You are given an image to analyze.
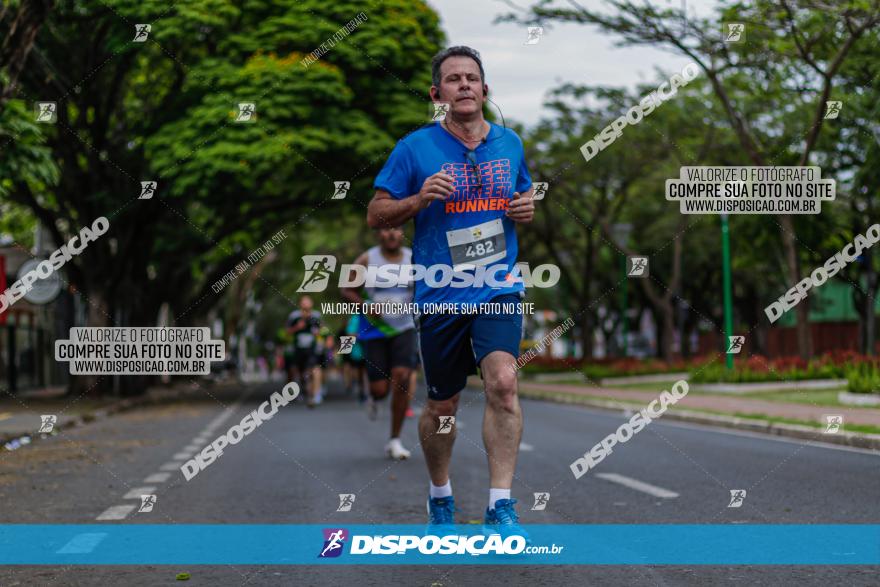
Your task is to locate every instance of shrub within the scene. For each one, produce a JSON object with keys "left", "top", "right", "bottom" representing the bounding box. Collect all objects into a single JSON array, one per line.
[
  {"left": 689, "top": 352, "right": 878, "bottom": 387},
  {"left": 582, "top": 357, "right": 708, "bottom": 381},
  {"left": 845, "top": 363, "right": 880, "bottom": 394}
]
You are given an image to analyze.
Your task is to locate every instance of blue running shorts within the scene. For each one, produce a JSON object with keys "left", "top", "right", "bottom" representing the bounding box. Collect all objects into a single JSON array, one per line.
[{"left": 416, "top": 294, "right": 523, "bottom": 401}]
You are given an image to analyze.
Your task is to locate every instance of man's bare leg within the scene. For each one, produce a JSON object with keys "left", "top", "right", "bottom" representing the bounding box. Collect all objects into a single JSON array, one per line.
[
  {"left": 389, "top": 366, "right": 412, "bottom": 438},
  {"left": 419, "top": 394, "right": 460, "bottom": 485},
  {"left": 293, "top": 366, "right": 311, "bottom": 400},
  {"left": 409, "top": 370, "right": 418, "bottom": 400},
  {"left": 311, "top": 365, "right": 322, "bottom": 398},
  {"left": 369, "top": 380, "right": 389, "bottom": 399},
  {"left": 480, "top": 351, "right": 521, "bottom": 490}
]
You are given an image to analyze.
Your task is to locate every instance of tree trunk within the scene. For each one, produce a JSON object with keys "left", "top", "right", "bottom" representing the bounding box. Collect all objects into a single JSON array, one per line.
[
  {"left": 753, "top": 303, "right": 769, "bottom": 356},
  {"left": 0, "top": 0, "right": 55, "bottom": 102},
  {"left": 657, "top": 301, "right": 675, "bottom": 362},
  {"left": 580, "top": 231, "right": 596, "bottom": 359},
  {"left": 779, "top": 216, "right": 812, "bottom": 359},
  {"left": 579, "top": 311, "right": 593, "bottom": 360},
  {"left": 67, "top": 287, "right": 112, "bottom": 396},
  {"left": 861, "top": 250, "right": 878, "bottom": 355},
  {"left": 864, "top": 298, "right": 876, "bottom": 356}
]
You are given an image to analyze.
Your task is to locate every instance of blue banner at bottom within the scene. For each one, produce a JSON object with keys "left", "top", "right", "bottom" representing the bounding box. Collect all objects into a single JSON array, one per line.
[{"left": 0, "top": 525, "right": 877, "bottom": 565}]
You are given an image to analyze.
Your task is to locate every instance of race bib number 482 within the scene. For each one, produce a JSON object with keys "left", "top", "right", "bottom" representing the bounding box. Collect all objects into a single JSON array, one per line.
[{"left": 445, "top": 219, "right": 506, "bottom": 270}]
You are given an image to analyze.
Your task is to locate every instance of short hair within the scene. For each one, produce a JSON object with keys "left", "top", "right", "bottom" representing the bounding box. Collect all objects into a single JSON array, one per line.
[{"left": 431, "top": 46, "right": 485, "bottom": 88}]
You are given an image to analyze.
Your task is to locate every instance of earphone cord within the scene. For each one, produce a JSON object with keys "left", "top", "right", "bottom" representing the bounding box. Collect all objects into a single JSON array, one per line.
[
  {"left": 441, "top": 97, "right": 507, "bottom": 147},
  {"left": 442, "top": 117, "right": 487, "bottom": 146},
  {"left": 487, "top": 96, "right": 507, "bottom": 132}
]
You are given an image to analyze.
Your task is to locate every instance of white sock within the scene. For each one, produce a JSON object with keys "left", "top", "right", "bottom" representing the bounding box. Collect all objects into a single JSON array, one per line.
[
  {"left": 489, "top": 488, "right": 511, "bottom": 510},
  {"left": 429, "top": 480, "right": 452, "bottom": 499}
]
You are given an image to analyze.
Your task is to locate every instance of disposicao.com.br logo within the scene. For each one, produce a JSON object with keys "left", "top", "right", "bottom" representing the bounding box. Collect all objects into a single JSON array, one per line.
[
  {"left": 297, "top": 255, "right": 559, "bottom": 292},
  {"left": 318, "top": 528, "right": 348, "bottom": 558},
  {"left": 317, "top": 528, "right": 563, "bottom": 558}
]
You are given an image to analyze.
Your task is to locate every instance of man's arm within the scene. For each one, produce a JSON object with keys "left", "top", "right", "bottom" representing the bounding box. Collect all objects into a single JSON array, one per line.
[
  {"left": 287, "top": 313, "right": 305, "bottom": 334},
  {"left": 310, "top": 314, "right": 322, "bottom": 335},
  {"left": 340, "top": 252, "right": 369, "bottom": 304},
  {"left": 366, "top": 172, "right": 454, "bottom": 229},
  {"left": 341, "top": 252, "right": 385, "bottom": 319}
]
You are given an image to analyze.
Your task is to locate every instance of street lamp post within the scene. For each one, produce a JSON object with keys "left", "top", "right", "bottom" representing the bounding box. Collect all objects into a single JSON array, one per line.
[{"left": 720, "top": 214, "right": 734, "bottom": 370}]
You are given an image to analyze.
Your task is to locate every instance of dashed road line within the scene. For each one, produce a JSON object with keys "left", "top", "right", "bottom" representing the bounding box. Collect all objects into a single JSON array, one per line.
[
  {"left": 595, "top": 472, "right": 680, "bottom": 499},
  {"left": 123, "top": 486, "right": 156, "bottom": 499},
  {"left": 94, "top": 401, "right": 244, "bottom": 522},
  {"left": 96, "top": 504, "right": 137, "bottom": 520}
]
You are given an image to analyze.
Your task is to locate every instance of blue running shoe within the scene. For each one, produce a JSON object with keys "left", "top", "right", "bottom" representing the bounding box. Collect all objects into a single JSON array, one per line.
[
  {"left": 483, "top": 498, "right": 531, "bottom": 544},
  {"left": 426, "top": 495, "right": 456, "bottom": 535}
]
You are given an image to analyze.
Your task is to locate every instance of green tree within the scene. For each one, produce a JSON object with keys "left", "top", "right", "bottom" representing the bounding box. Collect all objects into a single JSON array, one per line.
[
  {"left": 502, "top": 0, "right": 880, "bottom": 359},
  {"left": 1, "top": 0, "right": 444, "bottom": 394}
]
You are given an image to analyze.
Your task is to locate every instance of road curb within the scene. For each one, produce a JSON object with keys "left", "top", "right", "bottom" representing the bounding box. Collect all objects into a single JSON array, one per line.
[
  {"left": 599, "top": 372, "right": 690, "bottom": 386},
  {"left": 1, "top": 380, "right": 240, "bottom": 448},
  {"left": 518, "top": 388, "right": 880, "bottom": 451},
  {"left": 691, "top": 379, "right": 847, "bottom": 394}
]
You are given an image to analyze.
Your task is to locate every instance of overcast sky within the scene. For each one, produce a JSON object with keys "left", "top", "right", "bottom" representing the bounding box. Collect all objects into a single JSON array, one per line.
[{"left": 425, "top": 0, "right": 720, "bottom": 127}]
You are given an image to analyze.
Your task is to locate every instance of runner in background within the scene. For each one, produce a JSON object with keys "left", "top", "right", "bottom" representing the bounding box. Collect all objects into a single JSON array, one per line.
[
  {"left": 341, "top": 227, "right": 417, "bottom": 460},
  {"left": 286, "top": 295, "right": 323, "bottom": 408},
  {"left": 339, "top": 316, "right": 367, "bottom": 403},
  {"left": 316, "top": 323, "right": 335, "bottom": 394}
]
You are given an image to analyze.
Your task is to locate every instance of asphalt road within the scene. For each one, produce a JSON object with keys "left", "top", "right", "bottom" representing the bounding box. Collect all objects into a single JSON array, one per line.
[{"left": 1, "top": 377, "right": 878, "bottom": 586}]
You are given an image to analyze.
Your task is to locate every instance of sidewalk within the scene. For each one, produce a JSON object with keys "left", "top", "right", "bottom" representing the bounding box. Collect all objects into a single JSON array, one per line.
[
  {"left": 0, "top": 381, "right": 221, "bottom": 446},
  {"left": 505, "top": 378, "right": 880, "bottom": 450},
  {"left": 517, "top": 380, "right": 880, "bottom": 427}
]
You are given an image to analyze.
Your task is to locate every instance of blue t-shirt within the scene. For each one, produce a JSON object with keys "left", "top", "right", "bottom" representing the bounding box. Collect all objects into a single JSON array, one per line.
[{"left": 373, "top": 121, "right": 532, "bottom": 307}]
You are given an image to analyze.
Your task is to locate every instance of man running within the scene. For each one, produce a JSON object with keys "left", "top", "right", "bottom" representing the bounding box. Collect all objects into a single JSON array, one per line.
[
  {"left": 341, "top": 227, "right": 417, "bottom": 461},
  {"left": 339, "top": 316, "right": 368, "bottom": 402},
  {"left": 285, "top": 295, "right": 324, "bottom": 408},
  {"left": 366, "top": 46, "right": 535, "bottom": 537}
]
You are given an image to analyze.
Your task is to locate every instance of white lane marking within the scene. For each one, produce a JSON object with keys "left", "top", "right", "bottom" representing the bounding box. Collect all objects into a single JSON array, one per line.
[
  {"left": 519, "top": 442, "right": 534, "bottom": 451},
  {"left": 56, "top": 533, "right": 108, "bottom": 553},
  {"left": 654, "top": 418, "right": 880, "bottom": 457},
  {"left": 184, "top": 445, "right": 201, "bottom": 452},
  {"left": 123, "top": 486, "right": 156, "bottom": 499},
  {"left": 595, "top": 473, "right": 679, "bottom": 499},
  {"left": 173, "top": 452, "right": 192, "bottom": 460},
  {"left": 96, "top": 504, "right": 137, "bottom": 520},
  {"left": 92, "top": 403, "right": 243, "bottom": 525},
  {"left": 568, "top": 404, "right": 880, "bottom": 457},
  {"left": 205, "top": 403, "right": 238, "bottom": 431}
]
